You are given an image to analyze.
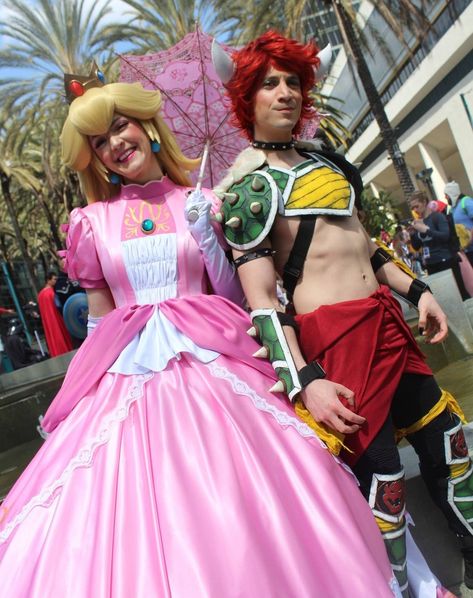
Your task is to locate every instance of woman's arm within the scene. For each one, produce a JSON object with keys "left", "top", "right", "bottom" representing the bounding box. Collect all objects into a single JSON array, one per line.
[
  {"left": 412, "top": 212, "right": 449, "bottom": 241},
  {"left": 185, "top": 190, "right": 244, "bottom": 305}
]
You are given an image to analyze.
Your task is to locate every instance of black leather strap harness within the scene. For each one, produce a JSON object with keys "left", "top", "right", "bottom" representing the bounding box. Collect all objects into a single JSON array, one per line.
[{"left": 282, "top": 217, "right": 317, "bottom": 301}]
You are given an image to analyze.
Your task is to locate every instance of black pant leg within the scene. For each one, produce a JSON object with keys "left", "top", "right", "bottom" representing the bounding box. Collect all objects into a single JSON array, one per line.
[{"left": 391, "top": 373, "right": 472, "bottom": 536}]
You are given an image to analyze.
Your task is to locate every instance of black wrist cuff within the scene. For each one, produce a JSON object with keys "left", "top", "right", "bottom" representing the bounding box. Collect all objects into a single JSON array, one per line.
[
  {"left": 370, "top": 247, "right": 392, "bottom": 273},
  {"left": 298, "top": 361, "right": 326, "bottom": 389},
  {"left": 406, "top": 278, "right": 431, "bottom": 307},
  {"left": 276, "top": 312, "right": 298, "bottom": 330}
]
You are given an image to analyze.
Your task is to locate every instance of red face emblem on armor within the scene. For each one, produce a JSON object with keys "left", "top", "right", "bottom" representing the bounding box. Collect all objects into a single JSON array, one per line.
[
  {"left": 451, "top": 429, "right": 468, "bottom": 460},
  {"left": 376, "top": 479, "right": 405, "bottom": 516}
]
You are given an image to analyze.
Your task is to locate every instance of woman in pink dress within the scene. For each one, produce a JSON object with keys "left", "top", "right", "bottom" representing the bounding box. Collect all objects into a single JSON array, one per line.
[{"left": 0, "top": 78, "right": 400, "bottom": 597}]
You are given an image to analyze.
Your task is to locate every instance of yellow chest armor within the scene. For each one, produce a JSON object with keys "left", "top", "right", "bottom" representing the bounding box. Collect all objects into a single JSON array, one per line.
[{"left": 266, "top": 153, "right": 355, "bottom": 217}]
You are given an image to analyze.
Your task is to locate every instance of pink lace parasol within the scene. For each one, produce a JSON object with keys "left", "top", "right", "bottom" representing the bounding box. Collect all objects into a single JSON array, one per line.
[{"left": 119, "top": 29, "right": 321, "bottom": 189}]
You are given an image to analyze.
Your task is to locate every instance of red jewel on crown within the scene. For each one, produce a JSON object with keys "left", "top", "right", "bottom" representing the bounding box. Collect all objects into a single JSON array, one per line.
[
  {"left": 64, "top": 63, "right": 105, "bottom": 104},
  {"left": 69, "top": 80, "right": 85, "bottom": 98}
]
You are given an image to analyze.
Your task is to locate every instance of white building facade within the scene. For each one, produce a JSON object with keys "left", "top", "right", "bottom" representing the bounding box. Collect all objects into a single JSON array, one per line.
[{"left": 317, "top": 1, "right": 473, "bottom": 205}]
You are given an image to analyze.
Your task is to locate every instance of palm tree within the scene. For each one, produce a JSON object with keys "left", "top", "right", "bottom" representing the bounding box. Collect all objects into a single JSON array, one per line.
[
  {"left": 320, "top": 0, "right": 431, "bottom": 200},
  {"left": 0, "top": 155, "right": 42, "bottom": 294},
  {"left": 103, "top": 0, "right": 236, "bottom": 54},
  {"left": 225, "top": 0, "right": 435, "bottom": 202},
  {"left": 5, "top": 101, "right": 69, "bottom": 248},
  {"left": 0, "top": 0, "right": 119, "bottom": 106},
  {"left": 0, "top": 0, "right": 125, "bottom": 287}
]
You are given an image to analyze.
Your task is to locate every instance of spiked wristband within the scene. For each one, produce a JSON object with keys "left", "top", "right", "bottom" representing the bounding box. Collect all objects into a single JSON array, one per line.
[{"left": 250, "top": 308, "right": 302, "bottom": 401}]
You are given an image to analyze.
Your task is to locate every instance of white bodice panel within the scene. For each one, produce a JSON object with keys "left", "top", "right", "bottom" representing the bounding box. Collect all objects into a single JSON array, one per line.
[
  {"left": 122, "top": 234, "right": 177, "bottom": 305},
  {"left": 110, "top": 229, "right": 218, "bottom": 375}
]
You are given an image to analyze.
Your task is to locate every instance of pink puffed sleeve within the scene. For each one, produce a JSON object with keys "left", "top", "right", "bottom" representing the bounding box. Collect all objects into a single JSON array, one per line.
[{"left": 59, "top": 208, "right": 107, "bottom": 288}]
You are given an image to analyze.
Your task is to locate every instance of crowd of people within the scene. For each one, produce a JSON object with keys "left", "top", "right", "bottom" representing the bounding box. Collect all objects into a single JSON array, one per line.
[
  {"left": 0, "top": 29, "right": 472, "bottom": 598},
  {"left": 408, "top": 190, "right": 473, "bottom": 300},
  {"left": 379, "top": 187, "right": 473, "bottom": 303}
]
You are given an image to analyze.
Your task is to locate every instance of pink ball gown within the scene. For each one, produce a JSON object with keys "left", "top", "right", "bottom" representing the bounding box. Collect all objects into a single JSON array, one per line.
[{"left": 0, "top": 178, "right": 399, "bottom": 597}]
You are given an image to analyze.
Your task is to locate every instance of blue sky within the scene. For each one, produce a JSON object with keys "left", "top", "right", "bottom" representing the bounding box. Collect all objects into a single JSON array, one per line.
[
  {"left": 0, "top": 0, "right": 133, "bottom": 78},
  {"left": 0, "top": 0, "right": 225, "bottom": 82}
]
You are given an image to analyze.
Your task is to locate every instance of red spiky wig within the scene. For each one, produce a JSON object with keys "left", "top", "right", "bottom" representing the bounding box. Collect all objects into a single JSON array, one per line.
[{"left": 225, "top": 31, "right": 320, "bottom": 140}]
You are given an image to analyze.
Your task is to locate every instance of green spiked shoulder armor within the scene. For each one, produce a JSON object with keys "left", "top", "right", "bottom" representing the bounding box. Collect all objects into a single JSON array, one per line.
[{"left": 222, "top": 171, "right": 278, "bottom": 250}]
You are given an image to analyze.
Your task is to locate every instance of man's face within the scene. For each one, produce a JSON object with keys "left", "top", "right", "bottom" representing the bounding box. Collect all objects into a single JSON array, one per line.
[{"left": 253, "top": 66, "right": 302, "bottom": 142}]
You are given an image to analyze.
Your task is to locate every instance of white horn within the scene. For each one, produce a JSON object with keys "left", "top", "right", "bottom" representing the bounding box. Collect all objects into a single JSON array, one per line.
[
  {"left": 315, "top": 44, "right": 332, "bottom": 82},
  {"left": 211, "top": 39, "right": 235, "bottom": 84}
]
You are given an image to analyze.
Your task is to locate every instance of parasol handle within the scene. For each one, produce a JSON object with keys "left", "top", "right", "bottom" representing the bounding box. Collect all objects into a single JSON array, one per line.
[
  {"left": 187, "top": 140, "right": 211, "bottom": 222},
  {"left": 196, "top": 140, "right": 210, "bottom": 192}
]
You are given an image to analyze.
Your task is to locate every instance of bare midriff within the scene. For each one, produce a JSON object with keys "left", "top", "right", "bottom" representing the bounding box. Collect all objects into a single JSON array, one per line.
[{"left": 271, "top": 212, "right": 379, "bottom": 314}]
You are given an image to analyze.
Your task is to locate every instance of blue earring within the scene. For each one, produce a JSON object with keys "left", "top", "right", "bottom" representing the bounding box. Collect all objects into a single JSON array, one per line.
[
  {"left": 109, "top": 172, "right": 120, "bottom": 184},
  {"left": 150, "top": 140, "right": 161, "bottom": 153}
]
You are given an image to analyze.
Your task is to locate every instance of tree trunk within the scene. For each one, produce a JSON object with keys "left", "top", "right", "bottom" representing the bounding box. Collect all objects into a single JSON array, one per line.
[
  {"left": 0, "top": 170, "right": 41, "bottom": 294},
  {"left": 333, "top": 2, "right": 415, "bottom": 202},
  {"left": 34, "top": 191, "right": 63, "bottom": 250}
]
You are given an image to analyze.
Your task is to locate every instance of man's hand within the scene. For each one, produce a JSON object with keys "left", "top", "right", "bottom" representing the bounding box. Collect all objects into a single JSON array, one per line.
[
  {"left": 301, "top": 379, "right": 365, "bottom": 434},
  {"left": 418, "top": 292, "right": 448, "bottom": 344}
]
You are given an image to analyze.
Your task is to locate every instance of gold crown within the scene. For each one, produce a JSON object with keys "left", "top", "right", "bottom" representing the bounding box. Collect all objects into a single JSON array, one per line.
[{"left": 64, "top": 62, "right": 105, "bottom": 103}]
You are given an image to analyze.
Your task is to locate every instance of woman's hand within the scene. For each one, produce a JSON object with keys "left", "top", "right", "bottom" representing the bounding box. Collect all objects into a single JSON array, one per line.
[
  {"left": 184, "top": 189, "right": 212, "bottom": 242},
  {"left": 411, "top": 219, "right": 429, "bottom": 234}
]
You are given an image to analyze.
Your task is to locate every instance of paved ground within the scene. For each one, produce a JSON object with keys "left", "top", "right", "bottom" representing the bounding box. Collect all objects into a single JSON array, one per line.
[{"left": 401, "top": 355, "right": 473, "bottom": 596}]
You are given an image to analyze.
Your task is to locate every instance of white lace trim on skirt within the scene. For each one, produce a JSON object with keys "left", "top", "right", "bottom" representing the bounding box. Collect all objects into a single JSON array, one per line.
[
  {"left": 0, "top": 373, "right": 154, "bottom": 545},
  {"left": 207, "top": 362, "right": 354, "bottom": 477}
]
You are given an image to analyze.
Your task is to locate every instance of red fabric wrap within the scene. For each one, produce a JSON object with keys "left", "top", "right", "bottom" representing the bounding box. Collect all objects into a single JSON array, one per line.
[{"left": 295, "top": 285, "right": 431, "bottom": 466}]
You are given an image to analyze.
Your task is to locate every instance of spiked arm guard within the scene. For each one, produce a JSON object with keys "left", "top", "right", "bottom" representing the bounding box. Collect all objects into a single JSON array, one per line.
[
  {"left": 222, "top": 171, "right": 278, "bottom": 250},
  {"left": 251, "top": 308, "right": 301, "bottom": 401},
  {"left": 250, "top": 309, "right": 326, "bottom": 401}
]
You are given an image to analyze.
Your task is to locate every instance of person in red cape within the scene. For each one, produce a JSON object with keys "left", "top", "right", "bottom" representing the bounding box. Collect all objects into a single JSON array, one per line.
[
  {"left": 37, "top": 271, "right": 73, "bottom": 357},
  {"left": 214, "top": 30, "right": 473, "bottom": 594}
]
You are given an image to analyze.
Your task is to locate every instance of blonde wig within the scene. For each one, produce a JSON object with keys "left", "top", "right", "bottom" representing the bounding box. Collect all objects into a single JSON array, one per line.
[{"left": 61, "top": 82, "right": 200, "bottom": 203}]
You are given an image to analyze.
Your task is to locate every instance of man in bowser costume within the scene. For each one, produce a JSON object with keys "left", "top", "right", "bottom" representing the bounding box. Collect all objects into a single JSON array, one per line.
[{"left": 212, "top": 30, "right": 473, "bottom": 593}]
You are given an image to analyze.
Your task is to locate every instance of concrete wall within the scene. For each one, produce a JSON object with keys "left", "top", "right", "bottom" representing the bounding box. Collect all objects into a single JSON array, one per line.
[{"left": 0, "top": 352, "right": 75, "bottom": 452}]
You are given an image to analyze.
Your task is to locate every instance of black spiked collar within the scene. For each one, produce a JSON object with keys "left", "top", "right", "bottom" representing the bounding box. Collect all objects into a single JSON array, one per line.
[{"left": 252, "top": 139, "right": 295, "bottom": 151}]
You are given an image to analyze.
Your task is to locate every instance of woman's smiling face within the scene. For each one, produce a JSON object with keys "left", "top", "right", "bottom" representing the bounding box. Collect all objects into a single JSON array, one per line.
[{"left": 89, "top": 114, "right": 163, "bottom": 185}]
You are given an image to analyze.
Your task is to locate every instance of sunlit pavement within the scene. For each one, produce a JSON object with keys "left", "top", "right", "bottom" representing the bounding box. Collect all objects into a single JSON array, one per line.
[{"left": 402, "top": 356, "right": 473, "bottom": 596}]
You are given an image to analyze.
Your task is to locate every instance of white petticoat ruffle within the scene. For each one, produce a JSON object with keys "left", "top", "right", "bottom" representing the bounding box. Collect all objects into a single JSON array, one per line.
[{"left": 108, "top": 307, "right": 219, "bottom": 375}]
